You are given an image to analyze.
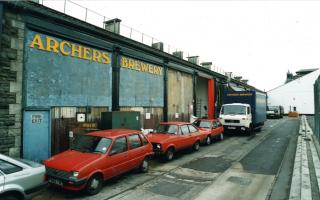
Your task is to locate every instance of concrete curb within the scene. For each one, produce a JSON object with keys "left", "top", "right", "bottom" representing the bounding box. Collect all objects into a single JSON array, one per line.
[{"left": 289, "top": 116, "right": 319, "bottom": 200}]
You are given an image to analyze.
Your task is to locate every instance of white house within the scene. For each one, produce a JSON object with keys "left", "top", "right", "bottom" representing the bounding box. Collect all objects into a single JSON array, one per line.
[{"left": 267, "top": 69, "right": 320, "bottom": 115}]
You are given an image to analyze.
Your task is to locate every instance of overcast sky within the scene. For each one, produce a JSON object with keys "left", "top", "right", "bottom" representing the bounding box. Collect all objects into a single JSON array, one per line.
[{"left": 43, "top": 0, "right": 320, "bottom": 91}]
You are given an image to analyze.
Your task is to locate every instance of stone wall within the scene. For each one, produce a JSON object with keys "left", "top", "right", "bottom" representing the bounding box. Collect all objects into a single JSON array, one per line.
[{"left": 0, "top": 7, "right": 24, "bottom": 157}]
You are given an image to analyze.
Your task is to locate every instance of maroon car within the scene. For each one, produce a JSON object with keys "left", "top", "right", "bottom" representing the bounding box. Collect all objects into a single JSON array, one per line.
[
  {"left": 147, "top": 122, "right": 203, "bottom": 161},
  {"left": 193, "top": 119, "right": 224, "bottom": 145}
]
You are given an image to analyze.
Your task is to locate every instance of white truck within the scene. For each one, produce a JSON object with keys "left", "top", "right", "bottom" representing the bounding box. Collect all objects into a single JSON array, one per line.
[{"left": 219, "top": 91, "right": 267, "bottom": 135}]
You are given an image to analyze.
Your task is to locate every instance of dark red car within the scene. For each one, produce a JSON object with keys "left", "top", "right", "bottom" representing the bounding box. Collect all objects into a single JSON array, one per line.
[
  {"left": 44, "top": 129, "right": 153, "bottom": 195},
  {"left": 193, "top": 119, "right": 224, "bottom": 145},
  {"left": 147, "top": 122, "right": 203, "bottom": 161}
]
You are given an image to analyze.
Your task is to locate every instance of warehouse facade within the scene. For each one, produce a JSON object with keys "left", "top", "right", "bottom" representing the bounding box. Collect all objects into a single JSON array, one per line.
[{"left": 0, "top": 1, "right": 257, "bottom": 162}]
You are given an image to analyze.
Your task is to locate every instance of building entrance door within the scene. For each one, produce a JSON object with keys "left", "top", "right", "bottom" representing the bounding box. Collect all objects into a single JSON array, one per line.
[{"left": 23, "top": 110, "right": 50, "bottom": 162}]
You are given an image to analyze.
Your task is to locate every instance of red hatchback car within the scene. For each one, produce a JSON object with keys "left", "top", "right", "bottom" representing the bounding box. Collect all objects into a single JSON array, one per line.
[
  {"left": 147, "top": 122, "right": 203, "bottom": 161},
  {"left": 193, "top": 119, "right": 224, "bottom": 145},
  {"left": 44, "top": 129, "right": 153, "bottom": 195}
]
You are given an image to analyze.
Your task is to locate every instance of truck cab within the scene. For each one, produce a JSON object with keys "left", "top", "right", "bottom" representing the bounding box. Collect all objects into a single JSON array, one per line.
[
  {"left": 267, "top": 106, "right": 284, "bottom": 119},
  {"left": 219, "top": 103, "right": 253, "bottom": 134}
]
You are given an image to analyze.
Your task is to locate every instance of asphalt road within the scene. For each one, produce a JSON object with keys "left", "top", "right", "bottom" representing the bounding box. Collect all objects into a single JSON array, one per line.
[{"left": 34, "top": 117, "right": 299, "bottom": 200}]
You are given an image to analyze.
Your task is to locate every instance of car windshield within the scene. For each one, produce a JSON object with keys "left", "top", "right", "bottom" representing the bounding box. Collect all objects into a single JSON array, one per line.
[
  {"left": 71, "top": 135, "right": 112, "bottom": 154},
  {"left": 221, "top": 105, "right": 247, "bottom": 115},
  {"left": 194, "top": 120, "right": 212, "bottom": 128},
  {"left": 154, "top": 124, "right": 178, "bottom": 134}
]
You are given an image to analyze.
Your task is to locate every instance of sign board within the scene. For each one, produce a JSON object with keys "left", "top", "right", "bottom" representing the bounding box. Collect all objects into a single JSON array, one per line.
[{"left": 31, "top": 115, "right": 42, "bottom": 124}]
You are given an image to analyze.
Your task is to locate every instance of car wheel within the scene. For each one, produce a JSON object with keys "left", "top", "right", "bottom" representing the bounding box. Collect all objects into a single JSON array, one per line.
[
  {"left": 85, "top": 174, "right": 103, "bottom": 195},
  {"left": 206, "top": 136, "right": 211, "bottom": 145},
  {"left": 193, "top": 141, "right": 200, "bottom": 151},
  {"left": 165, "top": 148, "right": 174, "bottom": 161},
  {"left": 139, "top": 157, "right": 149, "bottom": 173}
]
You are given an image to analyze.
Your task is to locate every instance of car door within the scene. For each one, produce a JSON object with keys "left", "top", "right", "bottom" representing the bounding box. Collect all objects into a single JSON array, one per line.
[
  {"left": 127, "top": 134, "right": 145, "bottom": 169},
  {"left": 214, "top": 121, "right": 224, "bottom": 136},
  {"left": 104, "top": 137, "right": 129, "bottom": 178},
  {"left": 188, "top": 124, "right": 201, "bottom": 145},
  {"left": 179, "top": 125, "right": 193, "bottom": 149},
  {"left": 211, "top": 121, "right": 219, "bottom": 136},
  {"left": 0, "top": 159, "right": 31, "bottom": 191}
]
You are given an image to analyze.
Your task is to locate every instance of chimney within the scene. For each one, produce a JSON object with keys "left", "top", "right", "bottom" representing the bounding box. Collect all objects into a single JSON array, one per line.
[
  {"left": 104, "top": 18, "right": 121, "bottom": 34},
  {"left": 187, "top": 56, "right": 199, "bottom": 65},
  {"left": 234, "top": 76, "right": 242, "bottom": 81},
  {"left": 152, "top": 42, "right": 164, "bottom": 51},
  {"left": 173, "top": 51, "right": 183, "bottom": 59},
  {"left": 200, "top": 62, "right": 212, "bottom": 70},
  {"left": 241, "top": 79, "right": 248, "bottom": 84}
]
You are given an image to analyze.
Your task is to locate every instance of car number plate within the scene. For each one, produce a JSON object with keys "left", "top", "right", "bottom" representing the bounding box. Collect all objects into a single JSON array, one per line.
[
  {"left": 228, "top": 127, "right": 236, "bottom": 130},
  {"left": 49, "top": 178, "right": 63, "bottom": 186}
]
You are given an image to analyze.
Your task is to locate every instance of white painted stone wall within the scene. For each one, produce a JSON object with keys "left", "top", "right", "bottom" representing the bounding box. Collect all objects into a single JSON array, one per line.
[{"left": 267, "top": 69, "right": 320, "bottom": 115}]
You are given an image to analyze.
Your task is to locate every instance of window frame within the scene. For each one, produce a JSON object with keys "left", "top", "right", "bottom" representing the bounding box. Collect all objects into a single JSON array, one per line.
[
  {"left": 128, "top": 134, "right": 143, "bottom": 149},
  {"left": 109, "top": 136, "right": 128, "bottom": 156},
  {"left": 0, "top": 159, "right": 23, "bottom": 175}
]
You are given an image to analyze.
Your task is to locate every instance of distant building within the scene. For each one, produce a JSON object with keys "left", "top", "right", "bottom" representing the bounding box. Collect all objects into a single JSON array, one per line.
[
  {"left": 285, "top": 68, "right": 318, "bottom": 83},
  {"left": 268, "top": 68, "right": 320, "bottom": 114}
]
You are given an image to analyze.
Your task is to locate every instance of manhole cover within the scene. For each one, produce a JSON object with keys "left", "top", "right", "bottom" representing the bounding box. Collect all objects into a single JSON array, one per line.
[
  {"left": 227, "top": 176, "right": 252, "bottom": 186},
  {"left": 182, "top": 157, "right": 231, "bottom": 173},
  {"left": 148, "top": 181, "right": 192, "bottom": 198}
]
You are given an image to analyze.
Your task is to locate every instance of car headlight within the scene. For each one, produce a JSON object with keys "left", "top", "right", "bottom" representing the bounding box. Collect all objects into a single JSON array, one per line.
[
  {"left": 156, "top": 144, "right": 161, "bottom": 149},
  {"left": 72, "top": 171, "right": 79, "bottom": 178}
]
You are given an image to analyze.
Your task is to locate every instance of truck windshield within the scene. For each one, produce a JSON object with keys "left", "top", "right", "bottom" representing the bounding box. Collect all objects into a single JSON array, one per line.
[
  {"left": 154, "top": 124, "right": 178, "bottom": 134},
  {"left": 268, "top": 106, "right": 279, "bottom": 111},
  {"left": 71, "top": 135, "right": 112, "bottom": 154},
  {"left": 221, "top": 105, "right": 247, "bottom": 115}
]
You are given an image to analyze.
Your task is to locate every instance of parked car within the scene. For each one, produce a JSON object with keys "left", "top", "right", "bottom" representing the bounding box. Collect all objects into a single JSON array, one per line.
[
  {"left": 0, "top": 154, "right": 46, "bottom": 200},
  {"left": 193, "top": 119, "right": 224, "bottom": 145},
  {"left": 44, "top": 129, "right": 153, "bottom": 195},
  {"left": 147, "top": 122, "right": 203, "bottom": 161}
]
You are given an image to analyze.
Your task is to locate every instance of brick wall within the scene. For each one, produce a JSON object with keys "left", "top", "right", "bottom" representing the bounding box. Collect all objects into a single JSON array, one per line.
[{"left": 0, "top": 7, "right": 24, "bottom": 157}]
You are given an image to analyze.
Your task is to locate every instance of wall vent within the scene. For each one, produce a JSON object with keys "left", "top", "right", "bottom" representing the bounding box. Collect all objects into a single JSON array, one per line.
[
  {"left": 152, "top": 42, "right": 164, "bottom": 51},
  {"left": 187, "top": 56, "right": 199, "bottom": 65},
  {"left": 104, "top": 18, "right": 121, "bottom": 34},
  {"left": 173, "top": 51, "right": 183, "bottom": 59}
]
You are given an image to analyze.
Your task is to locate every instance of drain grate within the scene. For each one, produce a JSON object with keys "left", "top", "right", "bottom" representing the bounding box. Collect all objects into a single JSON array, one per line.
[
  {"left": 182, "top": 157, "right": 231, "bottom": 173},
  {"left": 147, "top": 181, "right": 192, "bottom": 198}
]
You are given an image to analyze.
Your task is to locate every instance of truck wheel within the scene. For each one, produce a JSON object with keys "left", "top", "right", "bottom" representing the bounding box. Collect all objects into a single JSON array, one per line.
[
  {"left": 193, "top": 141, "right": 200, "bottom": 151},
  {"left": 205, "top": 136, "right": 212, "bottom": 145},
  {"left": 165, "top": 148, "right": 174, "bottom": 161},
  {"left": 139, "top": 157, "right": 149, "bottom": 173},
  {"left": 85, "top": 174, "right": 103, "bottom": 195},
  {"left": 247, "top": 125, "right": 254, "bottom": 136}
]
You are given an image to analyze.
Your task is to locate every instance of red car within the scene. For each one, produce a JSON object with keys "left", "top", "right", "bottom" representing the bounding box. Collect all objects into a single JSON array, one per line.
[
  {"left": 193, "top": 119, "right": 224, "bottom": 145},
  {"left": 147, "top": 122, "right": 203, "bottom": 161},
  {"left": 44, "top": 129, "right": 153, "bottom": 195}
]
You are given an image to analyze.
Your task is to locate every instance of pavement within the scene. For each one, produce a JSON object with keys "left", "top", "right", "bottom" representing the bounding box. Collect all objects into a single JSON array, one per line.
[{"left": 288, "top": 116, "right": 320, "bottom": 200}]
